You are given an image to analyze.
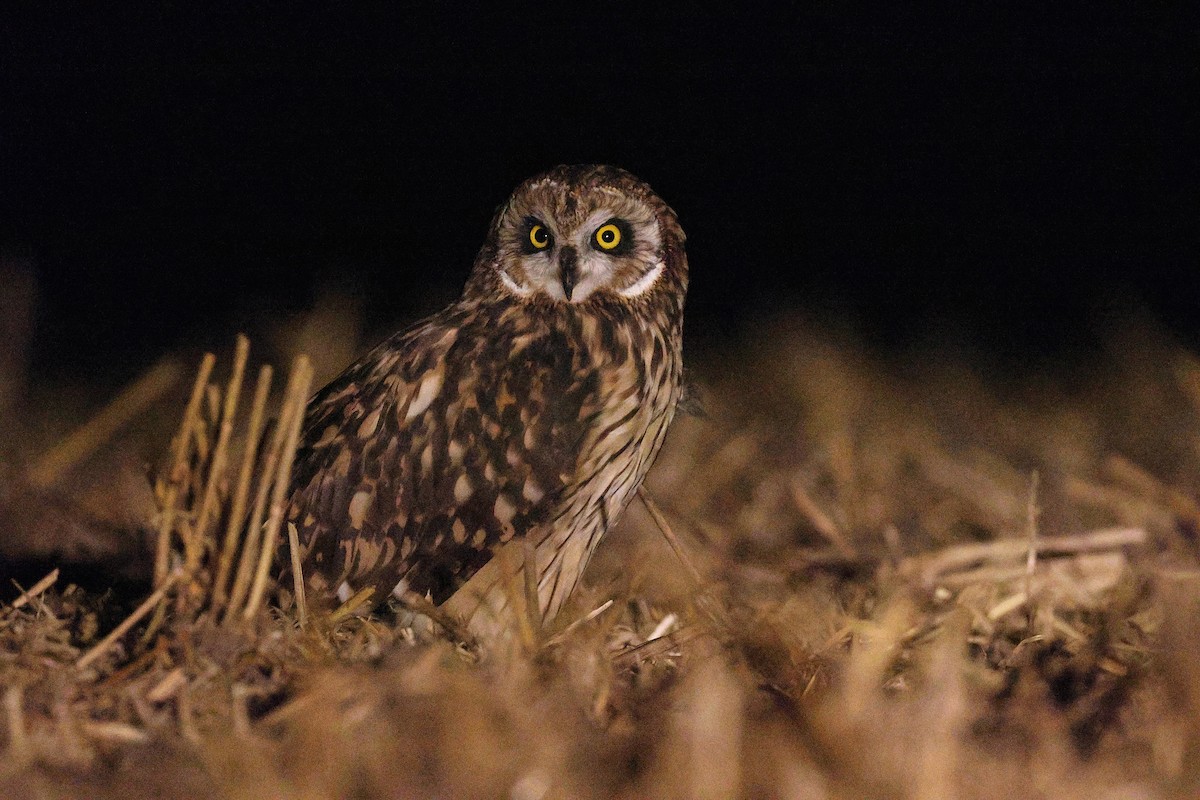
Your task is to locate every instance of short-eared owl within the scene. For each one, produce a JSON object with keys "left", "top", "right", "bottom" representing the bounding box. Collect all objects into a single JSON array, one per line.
[{"left": 286, "top": 165, "right": 687, "bottom": 637}]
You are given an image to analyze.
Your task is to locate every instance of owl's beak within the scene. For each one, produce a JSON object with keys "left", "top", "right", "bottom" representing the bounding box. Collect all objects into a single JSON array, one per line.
[{"left": 558, "top": 246, "right": 579, "bottom": 301}]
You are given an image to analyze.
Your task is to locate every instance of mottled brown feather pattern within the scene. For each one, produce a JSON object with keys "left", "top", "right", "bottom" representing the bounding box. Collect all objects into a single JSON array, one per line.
[{"left": 285, "top": 165, "right": 687, "bottom": 633}]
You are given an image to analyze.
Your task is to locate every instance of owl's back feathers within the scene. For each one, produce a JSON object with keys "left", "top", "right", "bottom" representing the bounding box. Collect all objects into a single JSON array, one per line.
[{"left": 290, "top": 302, "right": 609, "bottom": 606}]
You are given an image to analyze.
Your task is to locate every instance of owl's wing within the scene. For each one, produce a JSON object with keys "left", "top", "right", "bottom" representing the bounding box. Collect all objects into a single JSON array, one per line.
[
  {"left": 287, "top": 312, "right": 464, "bottom": 598},
  {"left": 287, "top": 306, "right": 599, "bottom": 608}
]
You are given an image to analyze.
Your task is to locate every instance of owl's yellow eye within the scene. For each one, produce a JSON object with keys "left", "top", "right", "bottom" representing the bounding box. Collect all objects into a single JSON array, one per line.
[
  {"left": 594, "top": 223, "right": 622, "bottom": 251},
  {"left": 529, "top": 224, "right": 550, "bottom": 250}
]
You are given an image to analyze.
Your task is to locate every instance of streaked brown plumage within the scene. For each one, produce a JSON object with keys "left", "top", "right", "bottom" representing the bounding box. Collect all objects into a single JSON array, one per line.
[{"left": 286, "top": 165, "right": 687, "bottom": 636}]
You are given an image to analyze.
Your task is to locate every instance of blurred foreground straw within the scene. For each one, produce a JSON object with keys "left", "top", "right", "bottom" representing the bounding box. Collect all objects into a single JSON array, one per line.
[
  {"left": 26, "top": 359, "right": 183, "bottom": 491},
  {"left": 68, "top": 338, "right": 314, "bottom": 672}
]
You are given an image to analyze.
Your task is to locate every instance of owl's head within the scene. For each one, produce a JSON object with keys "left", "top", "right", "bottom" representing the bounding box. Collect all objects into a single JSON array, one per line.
[{"left": 467, "top": 165, "right": 687, "bottom": 310}]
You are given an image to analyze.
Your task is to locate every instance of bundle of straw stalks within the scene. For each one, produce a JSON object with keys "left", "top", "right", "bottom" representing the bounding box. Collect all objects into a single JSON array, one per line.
[{"left": 3, "top": 317, "right": 1200, "bottom": 799}]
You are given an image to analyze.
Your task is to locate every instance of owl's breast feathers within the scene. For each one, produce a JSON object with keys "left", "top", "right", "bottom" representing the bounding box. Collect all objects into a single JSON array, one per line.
[{"left": 286, "top": 298, "right": 682, "bottom": 612}]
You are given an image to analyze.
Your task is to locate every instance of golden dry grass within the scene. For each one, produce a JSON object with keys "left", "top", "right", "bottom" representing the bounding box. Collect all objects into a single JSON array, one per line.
[{"left": 4, "top": 310, "right": 1200, "bottom": 799}]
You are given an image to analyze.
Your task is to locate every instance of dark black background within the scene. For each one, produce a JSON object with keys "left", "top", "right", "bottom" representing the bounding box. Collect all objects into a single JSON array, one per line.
[{"left": 3, "top": 4, "right": 1197, "bottom": 378}]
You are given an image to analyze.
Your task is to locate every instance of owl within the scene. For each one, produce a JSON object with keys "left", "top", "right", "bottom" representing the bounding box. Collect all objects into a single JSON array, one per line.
[{"left": 285, "top": 165, "right": 688, "bottom": 639}]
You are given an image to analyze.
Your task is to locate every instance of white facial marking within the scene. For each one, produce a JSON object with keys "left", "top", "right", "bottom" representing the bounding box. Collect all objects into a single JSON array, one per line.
[
  {"left": 499, "top": 269, "right": 533, "bottom": 296},
  {"left": 618, "top": 260, "right": 665, "bottom": 298},
  {"left": 557, "top": 208, "right": 624, "bottom": 303}
]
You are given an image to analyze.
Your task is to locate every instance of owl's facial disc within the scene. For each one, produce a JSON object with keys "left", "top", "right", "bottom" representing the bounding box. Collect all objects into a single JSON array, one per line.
[{"left": 499, "top": 201, "right": 665, "bottom": 304}]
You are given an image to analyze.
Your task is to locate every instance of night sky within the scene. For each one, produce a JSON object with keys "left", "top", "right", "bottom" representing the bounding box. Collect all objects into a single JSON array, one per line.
[{"left": 3, "top": 5, "right": 1196, "bottom": 377}]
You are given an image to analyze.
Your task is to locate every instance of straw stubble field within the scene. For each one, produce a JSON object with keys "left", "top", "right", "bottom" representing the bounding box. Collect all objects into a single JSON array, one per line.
[{"left": 2, "top": 308, "right": 1200, "bottom": 799}]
